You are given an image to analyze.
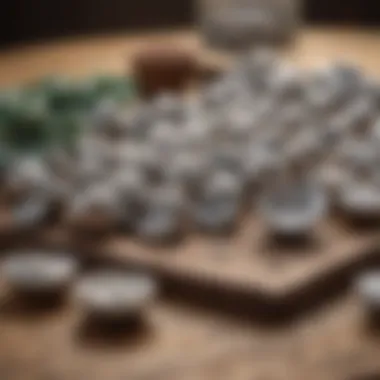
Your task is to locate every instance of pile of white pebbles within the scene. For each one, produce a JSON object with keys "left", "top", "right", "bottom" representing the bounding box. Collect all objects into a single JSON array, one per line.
[{"left": 5, "top": 49, "right": 380, "bottom": 239}]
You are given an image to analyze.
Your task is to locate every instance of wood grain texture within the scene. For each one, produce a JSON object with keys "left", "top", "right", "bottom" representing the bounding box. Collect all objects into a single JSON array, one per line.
[
  {"left": 1, "top": 284, "right": 379, "bottom": 380},
  {"left": 105, "top": 219, "right": 380, "bottom": 296},
  {"left": 0, "top": 209, "right": 377, "bottom": 323},
  {"left": 0, "top": 27, "right": 380, "bottom": 88}
]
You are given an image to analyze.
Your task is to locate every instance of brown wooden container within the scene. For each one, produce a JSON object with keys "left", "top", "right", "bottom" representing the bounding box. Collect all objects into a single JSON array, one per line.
[{"left": 132, "top": 45, "right": 198, "bottom": 97}]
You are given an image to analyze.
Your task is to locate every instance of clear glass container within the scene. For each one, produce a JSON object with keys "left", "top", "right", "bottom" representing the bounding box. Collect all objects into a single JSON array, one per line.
[{"left": 197, "top": 0, "right": 301, "bottom": 52}]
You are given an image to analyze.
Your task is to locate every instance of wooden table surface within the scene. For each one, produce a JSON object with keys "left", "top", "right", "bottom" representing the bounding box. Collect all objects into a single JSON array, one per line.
[
  {"left": 0, "top": 27, "right": 379, "bottom": 88},
  {"left": 1, "top": 27, "right": 380, "bottom": 380}
]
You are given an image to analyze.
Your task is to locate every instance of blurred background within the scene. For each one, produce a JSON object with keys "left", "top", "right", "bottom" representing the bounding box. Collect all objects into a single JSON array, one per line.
[{"left": 0, "top": 0, "right": 379, "bottom": 48}]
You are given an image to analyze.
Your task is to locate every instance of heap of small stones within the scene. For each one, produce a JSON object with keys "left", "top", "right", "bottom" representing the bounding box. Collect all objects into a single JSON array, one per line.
[{"left": 5, "top": 49, "right": 380, "bottom": 239}]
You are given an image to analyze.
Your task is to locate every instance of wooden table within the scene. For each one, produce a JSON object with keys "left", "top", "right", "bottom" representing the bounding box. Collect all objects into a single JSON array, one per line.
[
  {"left": 1, "top": 27, "right": 380, "bottom": 380},
  {"left": 0, "top": 27, "right": 380, "bottom": 88}
]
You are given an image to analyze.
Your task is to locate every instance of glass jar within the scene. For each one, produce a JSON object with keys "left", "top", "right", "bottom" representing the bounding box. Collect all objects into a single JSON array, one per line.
[{"left": 197, "top": 0, "right": 301, "bottom": 52}]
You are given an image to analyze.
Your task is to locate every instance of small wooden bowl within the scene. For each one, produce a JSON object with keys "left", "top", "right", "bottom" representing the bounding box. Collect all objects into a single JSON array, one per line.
[{"left": 132, "top": 45, "right": 197, "bottom": 98}]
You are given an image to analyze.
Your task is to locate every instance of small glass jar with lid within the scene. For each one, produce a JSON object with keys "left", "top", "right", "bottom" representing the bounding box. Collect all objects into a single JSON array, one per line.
[{"left": 197, "top": 0, "right": 301, "bottom": 52}]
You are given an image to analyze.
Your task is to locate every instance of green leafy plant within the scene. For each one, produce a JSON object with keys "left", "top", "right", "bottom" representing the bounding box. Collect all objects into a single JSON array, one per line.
[{"left": 0, "top": 75, "right": 135, "bottom": 157}]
